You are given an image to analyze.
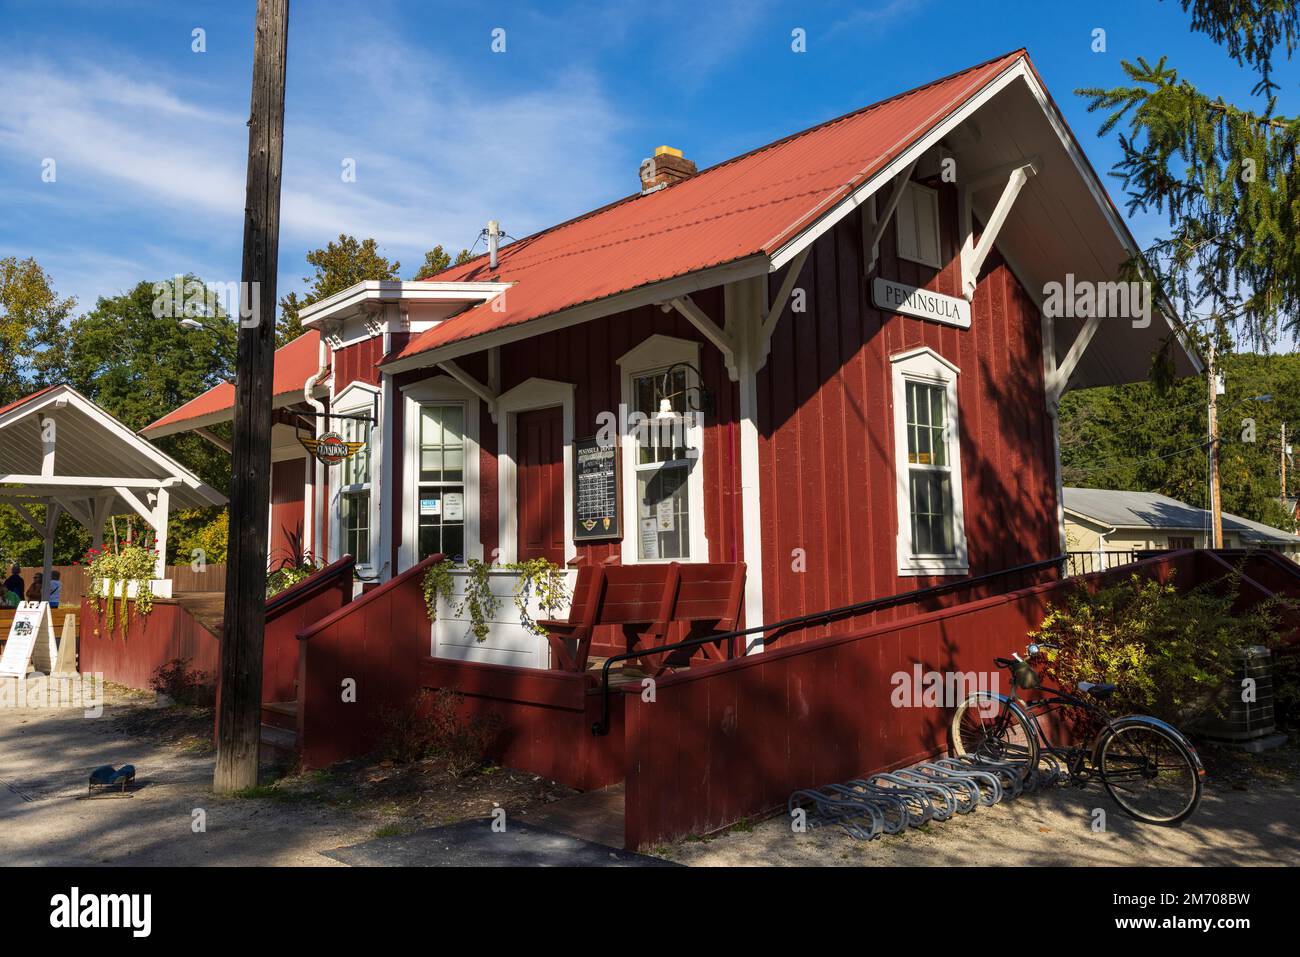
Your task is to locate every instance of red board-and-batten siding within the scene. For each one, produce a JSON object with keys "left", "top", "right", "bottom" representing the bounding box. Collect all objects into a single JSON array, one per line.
[
  {"left": 759, "top": 181, "right": 1058, "bottom": 639},
  {"left": 327, "top": 177, "right": 1057, "bottom": 640}
]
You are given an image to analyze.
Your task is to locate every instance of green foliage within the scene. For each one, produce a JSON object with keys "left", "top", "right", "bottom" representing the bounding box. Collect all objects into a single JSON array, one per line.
[
  {"left": 506, "top": 558, "right": 570, "bottom": 638},
  {"left": 459, "top": 560, "right": 498, "bottom": 642},
  {"left": 1060, "top": 350, "right": 1299, "bottom": 532},
  {"left": 421, "top": 558, "right": 568, "bottom": 643},
  {"left": 266, "top": 556, "right": 323, "bottom": 599},
  {"left": 413, "top": 245, "right": 474, "bottom": 281},
  {"left": 86, "top": 543, "right": 158, "bottom": 633},
  {"left": 1077, "top": 5, "right": 1300, "bottom": 347},
  {"left": 1177, "top": 0, "right": 1299, "bottom": 95},
  {"left": 0, "top": 255, "right": 74, "bottom": 406},
  {"left": 169, "top": 509, "right": 229, "bottom": 567},
  {"left": 1031, "top": 571, "right": 1278, "bottom": 723},
  {"left": 278, "top": 235, "right": 400, "bottom": 344},
  {"left": 421, "top": 559, "right": 456, "bottom": 622}
]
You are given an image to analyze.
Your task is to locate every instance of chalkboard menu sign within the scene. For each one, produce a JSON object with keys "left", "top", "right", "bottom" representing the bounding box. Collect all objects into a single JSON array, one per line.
[{"left": 573, "top": 435, "right": 621, "bottom": 541}]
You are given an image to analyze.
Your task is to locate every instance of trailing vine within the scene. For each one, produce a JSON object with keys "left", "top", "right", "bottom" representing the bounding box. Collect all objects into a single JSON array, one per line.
[
  {"left": 85, "top": 544, "right": 156, "bottom": 635},
  {"left": 419, "top": 558, "right": 569, "bottom": 644},
  {"left": 506, "top": 558, "right": 569, "bottom": 638},
  {"left": 459, "top": 559, "right": 498, "bottom": 642},
  {"left": 420, "top": 559, "right": 456, "bottom": 623}
]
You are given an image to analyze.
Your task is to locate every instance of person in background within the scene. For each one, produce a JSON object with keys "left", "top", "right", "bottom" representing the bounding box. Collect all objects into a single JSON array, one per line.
[
  {"left": 3, "top": 565, "right": 23, "bottom": 603},
  {"left": 26, "top": 572, "right": 43, "bottom": 602},
  {"left": 48, "top": 570, "right": 62, "bottom": 608}
]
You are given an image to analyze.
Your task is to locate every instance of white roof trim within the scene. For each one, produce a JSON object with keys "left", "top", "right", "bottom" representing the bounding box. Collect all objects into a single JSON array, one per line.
[
  {"left": 0, "top": 385, "right": 226, "bottom": 507},
  {"left": 300, "top": 280, "right": 513, "bottom": 327}
]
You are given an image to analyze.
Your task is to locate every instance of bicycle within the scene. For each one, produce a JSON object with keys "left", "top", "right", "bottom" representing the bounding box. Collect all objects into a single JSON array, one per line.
[{"left": 949, "top": 641, "right": 1205, "bottom": 826}]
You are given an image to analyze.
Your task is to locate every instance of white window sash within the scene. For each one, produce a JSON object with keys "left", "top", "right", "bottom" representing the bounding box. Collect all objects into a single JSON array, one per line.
[{"left": 891, "top": 347, "right": 968, "bottom": 576}]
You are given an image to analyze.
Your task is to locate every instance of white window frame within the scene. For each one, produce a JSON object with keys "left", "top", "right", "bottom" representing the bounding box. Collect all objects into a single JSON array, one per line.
[
  {"left": 891, "top": 346, "right": 968, "bottom": 576},
  {"left": 495, "top": 377, "right": 576, "bottom": 565},
  {"left": 616, "top": 334, "right": 709, "bottom": 564},
  {"left": 329, "top": 382, "right": 380, "bottom": 574},
  {"left": 399, "top": 375, "right": 482, "bottom": 571},
  {"left": 895, "top": 181, "right": 942, "bottom": 268}
]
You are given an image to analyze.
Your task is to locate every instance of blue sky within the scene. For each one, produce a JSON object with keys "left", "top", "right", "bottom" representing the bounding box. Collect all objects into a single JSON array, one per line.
[{"left": 1, "top": 0, "right": 1294, "bottom": 321}]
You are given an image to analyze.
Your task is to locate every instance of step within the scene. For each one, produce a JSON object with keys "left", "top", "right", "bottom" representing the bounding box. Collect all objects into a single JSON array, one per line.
[
  {"left": 260, "top": 700, "right": 298, "bottom": 731},
  {"left": 259, "top": 723, "right": 298, "bottom": 760}
]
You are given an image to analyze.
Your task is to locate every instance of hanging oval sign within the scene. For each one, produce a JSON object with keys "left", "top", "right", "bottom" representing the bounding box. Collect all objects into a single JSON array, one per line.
[{"left": 300, "top": 431, "right": 361, "bottom": 465}]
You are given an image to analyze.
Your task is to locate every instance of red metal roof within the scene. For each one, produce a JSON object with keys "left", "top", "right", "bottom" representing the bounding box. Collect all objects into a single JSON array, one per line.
[
  {"left": 142, "top": 330, "right": 322, "bottom": 435},
  {"left": 390, "top": 50, "right": 1026, "bottom": 364},
  {"left": 0, "top": 385, "right": 57, "bottom": 419}
]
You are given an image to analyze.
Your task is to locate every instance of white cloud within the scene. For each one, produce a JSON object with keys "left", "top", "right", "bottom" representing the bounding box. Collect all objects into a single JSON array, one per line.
[{"left": 0, "top": 23, "right": 627, "bottom": 302}]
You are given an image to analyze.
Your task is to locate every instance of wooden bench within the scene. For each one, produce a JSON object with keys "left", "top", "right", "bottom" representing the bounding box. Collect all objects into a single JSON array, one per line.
[
  {"left": 539, "top": 561, "right": 745, "bottom": 673},
  {"left": 635, "top": 562, "right": 746, "bottom": 674}
]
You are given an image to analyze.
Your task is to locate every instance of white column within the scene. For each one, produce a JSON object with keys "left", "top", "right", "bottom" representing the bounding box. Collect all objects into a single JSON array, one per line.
[
  {"left": 726, "top": 276, "right": 768, "bottom": 652},
  {"left": 40, "top": 502, "right": 61, "bottom": 602},
  {"left": 151, "top": 487, "right": 170, "bottom": 580}
]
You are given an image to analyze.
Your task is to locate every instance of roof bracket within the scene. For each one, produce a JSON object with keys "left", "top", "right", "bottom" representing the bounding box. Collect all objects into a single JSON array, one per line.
[
  {"left": 1046, "top": 312, "right": 1103, "bottom": 405},
  {"left": 437, "top": 358, "right": 499, "bottom": 422},
  {"left": 862, "top": 158, "right": 920, "bottom": 276},
  {"left": 959, "top": 159, "right": 1037, "bottom": 300},
  {"left": 667, "top": 296, "right": 738, "bottom": 381}
]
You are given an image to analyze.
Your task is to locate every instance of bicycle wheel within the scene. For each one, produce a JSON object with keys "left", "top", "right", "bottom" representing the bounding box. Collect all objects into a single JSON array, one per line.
[
  {"left": 950, "top": 692, "right": 1039, "bottom": 770},
  {"left": 1098, "top": 722, "right": 1202, "bottom": 826}
]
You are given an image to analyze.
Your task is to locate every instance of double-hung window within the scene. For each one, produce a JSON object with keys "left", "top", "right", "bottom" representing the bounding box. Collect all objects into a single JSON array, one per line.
[
  {"left": 416, "top": 403, "right": 467, "bottom": 561},
  {"left": 617, "top": 334, "right": 708, "bottom": 564},
  {"left": 338, "top": 412, "right": 372, "bottom": 567},
  {"left": 631, "top": 365, "right": 693, "bottom": 561},
  {"left": 891, "top": 348, "right": 967, "bottom": 575}
]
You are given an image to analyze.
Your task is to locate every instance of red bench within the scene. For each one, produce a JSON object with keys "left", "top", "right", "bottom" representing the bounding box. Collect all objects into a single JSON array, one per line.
[{"left": 539, "top": 561, "right": 745, "bottom": 673}]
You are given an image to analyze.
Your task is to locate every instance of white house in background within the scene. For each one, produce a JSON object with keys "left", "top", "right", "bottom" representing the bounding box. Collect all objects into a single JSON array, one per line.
[{"left": 1064, "top": 487, "right": 1300, "bottom": 567}]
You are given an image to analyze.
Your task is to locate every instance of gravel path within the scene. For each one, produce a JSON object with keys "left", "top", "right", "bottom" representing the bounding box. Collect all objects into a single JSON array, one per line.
[
  {"left": 0, "top": 682, "right": 370, "bottom": 866},
  {"left": 660, "top": 772, "right": 1300, "bottom": 866}
]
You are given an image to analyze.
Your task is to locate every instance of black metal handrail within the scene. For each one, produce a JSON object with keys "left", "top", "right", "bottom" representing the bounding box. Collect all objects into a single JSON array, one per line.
[{"left": 590, "top": 555, "right": 1066, "bottom": 735}]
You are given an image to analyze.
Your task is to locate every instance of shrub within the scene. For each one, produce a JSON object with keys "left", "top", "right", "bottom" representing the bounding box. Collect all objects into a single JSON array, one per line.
[
  {"left": 377, "top": 688, "right": 499, "bottom": 775},
  {"left": 1031, "top": 571, "right": 1279, "bottom": 724},
  {"left": 150, "top": 657, "right": 215, "bottom": 707}
]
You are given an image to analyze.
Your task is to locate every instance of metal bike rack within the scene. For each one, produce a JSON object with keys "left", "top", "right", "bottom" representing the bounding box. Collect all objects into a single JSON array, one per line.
[{"left": 788, "top": 752, "right": 1041, "bottom": 841}]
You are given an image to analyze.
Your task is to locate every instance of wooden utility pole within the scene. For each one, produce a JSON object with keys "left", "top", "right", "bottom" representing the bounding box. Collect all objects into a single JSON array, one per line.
[
  {"left": 1208, "top": 343, "right": 1224, "bottom": 549},
  {"left": 214, "top": 0, "right": 289, "bottom": 794}
]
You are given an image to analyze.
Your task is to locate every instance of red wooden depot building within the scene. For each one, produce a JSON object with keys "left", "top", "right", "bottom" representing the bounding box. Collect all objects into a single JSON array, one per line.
[{"left": 136, "top": 50, "right": 1238, "bottom": 847}]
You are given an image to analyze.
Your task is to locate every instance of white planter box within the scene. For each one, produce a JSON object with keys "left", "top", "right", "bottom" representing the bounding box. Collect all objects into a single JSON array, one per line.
[
  {"left": 99, "top": 579, "right": 173, "bottom": 600},
  {"left": 432, "top": 568, "right": 573, "bottom": 670}
]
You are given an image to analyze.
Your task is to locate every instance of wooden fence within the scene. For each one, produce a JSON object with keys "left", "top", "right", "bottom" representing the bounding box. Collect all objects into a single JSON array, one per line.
[{"left": 9, "top": 564, "right": 228, "bottom": 605}]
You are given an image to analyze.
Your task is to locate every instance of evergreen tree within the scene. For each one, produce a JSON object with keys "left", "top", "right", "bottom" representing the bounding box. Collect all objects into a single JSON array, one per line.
[{"left": 1078, "top": 1, "right": 1300, "bottom": 348}]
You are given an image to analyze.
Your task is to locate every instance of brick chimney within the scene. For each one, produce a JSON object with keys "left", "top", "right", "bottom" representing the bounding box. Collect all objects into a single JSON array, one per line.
[{"left": 640, "top": 145, "right": 697, "bottom": 192}]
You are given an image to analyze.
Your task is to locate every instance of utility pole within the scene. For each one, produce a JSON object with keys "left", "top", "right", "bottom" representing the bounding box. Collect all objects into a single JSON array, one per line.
[
  {"left": 1282, "top": 422, "right": 1289, "bottom": 505},
  {"left": 1207, "top": 342, "right": 1224, "bottom": 549},
  {"left": 214, "top": 0, "right": 289, "bottom": 794}
]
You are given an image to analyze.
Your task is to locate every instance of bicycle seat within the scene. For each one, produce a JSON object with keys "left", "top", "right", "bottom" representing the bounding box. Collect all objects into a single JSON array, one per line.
[{"left": 1078, "top": 681, "right": 1116, "bottom": 699}]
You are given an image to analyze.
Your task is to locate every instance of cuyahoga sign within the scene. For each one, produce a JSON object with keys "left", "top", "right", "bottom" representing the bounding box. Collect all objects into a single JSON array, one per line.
[
  {"left": 299, "top": 431, "right": 364, "bottom": 465},
  {"left": 873, "top": 277, "right": 971, "bottom": 329}
]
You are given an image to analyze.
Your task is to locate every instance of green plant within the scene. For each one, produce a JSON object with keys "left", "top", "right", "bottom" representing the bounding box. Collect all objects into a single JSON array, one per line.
[
  {"left": 1031, "top": 571, "right": 1279, "bottom": 723},
  {"left": 265, "top": 554, "right": 325, "bottom": 598},
  {"left": 459, "top": 559, "right": 498, "bottom": 642},
  {"left": 85, "top": 543, "right": 157, "bottom": 633},
  {"left": 506, "top": 558, "right": 569, "bottom": 638},
  {"left": 421, "top": 559, "right": 500, "bottom": 643},
  {"left": 420, "top": 559, "right": 456, "bottom": 623}
]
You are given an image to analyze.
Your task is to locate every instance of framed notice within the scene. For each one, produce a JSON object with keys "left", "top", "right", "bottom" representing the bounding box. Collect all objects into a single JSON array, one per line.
[
  {"left": 573, "top": 435, "right": 621, "bottom": 541},
  {"left": 0, "top": 602, "right": 56, "bottom": 677}
]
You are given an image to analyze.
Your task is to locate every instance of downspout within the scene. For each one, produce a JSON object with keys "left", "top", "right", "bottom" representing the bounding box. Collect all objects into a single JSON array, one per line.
[{"left": 304, "top": 337, "right": 329, "bottom": 562}]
